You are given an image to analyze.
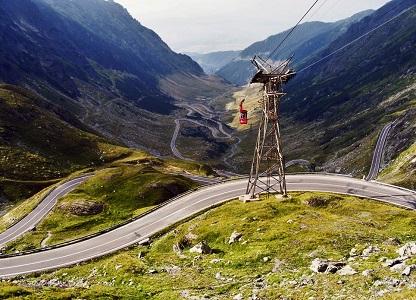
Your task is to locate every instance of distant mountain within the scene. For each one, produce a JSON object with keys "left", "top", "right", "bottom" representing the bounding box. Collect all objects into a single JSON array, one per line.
[
  {"left": 281, "top": 0, "right": 416, "bottom": 168},
  {"left": 187, "top": 51, "right": 241, "bottom": 74},
  {"left": 284, "top": 0, "right": 416, "bottom": 122},
  {"left": 0, "top": 0, "right": 223, "bottom": 158},
  {"left": 0, "top": 0, "right": 202, "bottom": 111},
  {"left": 216, "top": 10, "right": 373, "bottom": 86},
  {"left": 41, "top": 0, "right": 203, "bottom": 77},
  {"left": 223, "top": 0, "right": 415, "bottom": 179}
]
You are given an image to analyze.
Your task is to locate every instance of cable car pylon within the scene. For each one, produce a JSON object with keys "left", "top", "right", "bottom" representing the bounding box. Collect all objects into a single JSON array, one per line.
[{"left": 240, "top": 56, "right": 296, "bottom": 201}]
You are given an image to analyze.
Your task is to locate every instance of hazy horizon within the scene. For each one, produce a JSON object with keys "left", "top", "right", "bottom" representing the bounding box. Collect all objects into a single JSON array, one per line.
[{"left": 117, "top": 0, "right": 390, "bottom": 53}]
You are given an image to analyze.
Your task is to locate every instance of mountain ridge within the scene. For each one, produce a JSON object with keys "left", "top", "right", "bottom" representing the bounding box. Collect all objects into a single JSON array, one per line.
[
  {"left": 220, "top": 0, "right": 415, "bottom": 180},
  {"left": 0, "top": 0, "right": 231, "bottom": 160},
  {"left": 216, "top": 10, "right": 374, "bottom": 86},
  {"left": 187, "top": 50, "right": 241, "bottom": 74}
]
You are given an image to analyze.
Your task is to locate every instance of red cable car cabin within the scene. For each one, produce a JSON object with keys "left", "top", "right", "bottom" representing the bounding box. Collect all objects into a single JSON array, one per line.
[{"left": 239, "top": 99, "right": 248, "bottom": 125}]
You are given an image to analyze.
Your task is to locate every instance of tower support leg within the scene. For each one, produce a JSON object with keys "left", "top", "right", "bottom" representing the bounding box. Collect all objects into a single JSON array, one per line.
[{"left": 245, "top": 88, "right": 287, "bottom": 199}]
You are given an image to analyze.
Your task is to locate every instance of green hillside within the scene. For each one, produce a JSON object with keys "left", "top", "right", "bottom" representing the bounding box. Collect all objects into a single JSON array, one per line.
[
  {"left": 0, "top": 0, "right": 232, "bottom": 161},
  {"left": 3, "top": 164, "right": 197, "bottom": 252},
  {"left": 220, "top": 0, "right": 416, "bottom": 178},
  {"left": 380, "top": 142, "right": 416, "bottom": 189},
  {"left": 1, "top": 193, "right": 415, "bottom": 299},
  {"left": 0, "top": 84, "right": 129, "bottom": 202}
]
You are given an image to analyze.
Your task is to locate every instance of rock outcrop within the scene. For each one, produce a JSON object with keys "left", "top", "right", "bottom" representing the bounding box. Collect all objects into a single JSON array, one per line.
[{"left": 189, "top": 241, "right": 212, "bottom": 255}]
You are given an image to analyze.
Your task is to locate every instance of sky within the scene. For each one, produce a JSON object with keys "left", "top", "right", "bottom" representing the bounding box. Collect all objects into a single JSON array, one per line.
[{"left": 115, "top": 0, "right": 391, "bottom": 54}]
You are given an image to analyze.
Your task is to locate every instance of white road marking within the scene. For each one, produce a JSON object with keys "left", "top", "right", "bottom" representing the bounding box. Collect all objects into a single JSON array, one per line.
[
  {"left": 0, "top": 176, "right": 90, "bottom": 246},
  {"left": 0, "top": 187, "right": 244, "bottom": 271},
  {"left": 0, "top": 175, "right": 415, "bottom": 277}
]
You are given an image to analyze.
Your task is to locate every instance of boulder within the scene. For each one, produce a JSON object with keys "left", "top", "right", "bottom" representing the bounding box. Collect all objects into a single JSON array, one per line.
[
  {"left": 397, "top": 242, "right": 416, "bottom": 257},
  {"left": 189, "top": 241, "right": 212, "bottom": 255},
  {"left": 383, "top": 257, "right": 407, "bottom": 267},
  {"left": 402, "top": 265, "right": 416, "bottom": 276},
  {"left": 328, "top": 261, "right": 347, "bottom": 274},
  {"left": 310, "top": 258, "right": 346, "bottom": 274},
  {"left": 326, "top": 264, "right": 339, "bottom": 274},
  {"left": 310, "top": 258, "right": 328, "bottom": 273},
  {"left": 337, "top": 265, "right": 357, "bottom": 276},
  {"left": 229, "top": 231, "right": 243, "bottom": 244},
  {"left": 390, "top": 262, "right": 406, "bottom": 272},
  {"left": 362, "top": 245, "right": 380, "bottom": 257},
  {"left": 59, "top": 201, "right": 104, "bottom": 216},
  {"left": 373, "top": 278, "right": 401, "bottom": 288}
]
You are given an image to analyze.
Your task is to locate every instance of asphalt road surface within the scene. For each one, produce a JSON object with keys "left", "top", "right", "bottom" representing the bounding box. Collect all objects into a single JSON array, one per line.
[
  {"left": 366, "top": 123, "right": 394, "bottom": 181},
  {"left": 171, "top": 104, "right": 232, "bottom": 160},
  {"left": 170, "top": 119, "right": 189, "bottom": 161},
  {"left": 1, "top": 174, "right": 415, "bottom": 278},
  {"left": 0, "top": 175, "right": 92, "bottom": 249}
]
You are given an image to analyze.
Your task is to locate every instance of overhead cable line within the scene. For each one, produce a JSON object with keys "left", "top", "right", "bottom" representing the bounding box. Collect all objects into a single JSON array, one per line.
[
  {"left": 266, "top": 0, "right": 320, "bottom": 63},
  {"left": 306, "top": 0, "right": 332, "bottom": 22},
  {"left": 272, "top": 0, "right": 333, "bottom": 72},
  {"left": 274, "top": 0, "right": 332, "bottom": 67},
  {"left": 298, "top": 3, "right": 416, "bottom": 73}
]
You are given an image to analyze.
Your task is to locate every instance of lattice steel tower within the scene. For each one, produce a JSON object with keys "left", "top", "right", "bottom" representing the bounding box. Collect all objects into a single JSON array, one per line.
[{"left": 245, "top": 56, "right": 296, "bottom": 199}]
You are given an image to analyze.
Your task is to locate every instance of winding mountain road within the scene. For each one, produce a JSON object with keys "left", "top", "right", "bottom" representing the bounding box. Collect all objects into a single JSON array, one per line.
[
  {"left": 0, "top": 175, "right": 92, "bottom": 249},
  {"left": 171, "top": 103, "right": 234, "bottom": 161},
  {"left": 0, "top": 174, "right": 415, "bottom": 278},
  {"left": 0, "top": 116, "right": 412, "bottom": 278},
  {"left": 171, "top": 119, "right": 189, "bottom": 161},
  {"left": 366, "top": 122, "right": 394, "bottom": 181}
]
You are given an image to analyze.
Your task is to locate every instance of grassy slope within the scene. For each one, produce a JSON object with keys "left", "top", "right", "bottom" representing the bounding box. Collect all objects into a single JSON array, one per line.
[
  {"left": 1, "top": 193, "right": 415, "bottom": 299},
  {"left": 1, "top": 151, "right": 217, "bottom": 251},
  {"left": 379, "top": 142, "right": 416, "bottom": 190},
  {"left": 219, "top": 77, "right": 416, "bottom": 176},
  {"left": 0, "top": 84, "right": 132, "bottom": 202},
  {"left": 216, "top": 4, "right": 416, "bottom": 177},
  {"left": 0, "top": 169, "right": 100, "bottom": 233},
  {"left": 0, "top": 184, "right": 58, "bottom": 233},
  {"left": 3, "top": 165, "right": 197, "bottom": 252}
]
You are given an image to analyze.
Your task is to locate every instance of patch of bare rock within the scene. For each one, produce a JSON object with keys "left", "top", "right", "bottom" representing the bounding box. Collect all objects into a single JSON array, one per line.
[
  {"left": 58, "top": 200, "right": 104, "bottom": 216},
  {"left": 189, "top": 241, "right": 212, "bottom": 255}
]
